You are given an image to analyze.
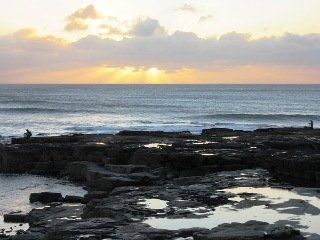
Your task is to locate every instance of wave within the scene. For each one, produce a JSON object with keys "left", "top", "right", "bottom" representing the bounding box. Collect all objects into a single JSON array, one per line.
[
  {"left": 0, "top": 99, "right": 61, "bottom": 104},
  {"left": 64, "top": 126, "right": 120, "bottom": 133},
  {"left": 0, "top": 107, "right": 105, "bottom": 114},
  {"left": 98, "top": 103, "right": 182, "bottom": 110},
  {"left": 213, "top": 122, "right": 279, "bottom": 130},
  {"left": 197, "top": 113, "right": 320, "bottom": 121},
  {"left": 0, "top": 107, "right": 72, "bottom": 114}
]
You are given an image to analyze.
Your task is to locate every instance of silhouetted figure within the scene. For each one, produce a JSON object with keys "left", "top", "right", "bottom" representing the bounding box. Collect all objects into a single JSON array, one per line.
[
  {"left": 263, "top": 232, "right": 270, "bottom": 240},
  {"left": 24, "top": 129, "right": 32, "bottom": 140},
  {"left": 310, "top": 120, "right": 314, "bottom": 130}
]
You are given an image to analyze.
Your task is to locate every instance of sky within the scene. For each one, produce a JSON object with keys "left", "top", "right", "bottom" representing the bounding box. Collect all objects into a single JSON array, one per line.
[{"left": 0, "top": 0, "right": 320, "bottom": 84}]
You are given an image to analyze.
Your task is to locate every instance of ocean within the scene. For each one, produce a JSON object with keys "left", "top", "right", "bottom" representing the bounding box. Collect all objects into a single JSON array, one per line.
[{"left": 0, "top": 84, "right": 319, "bottom": 141}]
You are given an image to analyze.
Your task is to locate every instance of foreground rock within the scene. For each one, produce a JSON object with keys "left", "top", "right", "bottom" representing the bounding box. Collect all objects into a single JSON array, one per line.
[
  {"left": 194, "top": 221, "right": 302, "bottom": 240},
  {"left": 0, "top": 128, "right": 319, "bottom": 239},
  {"left": 29, "top": 192, "right": 63, "bottom": 203},
  {"left": 4, "top": 212, "right": 28, "bottom": 223},
  {"left": 63, "top": 195, "right": 84, "bottom": 203},
  {"left": 4, "top": 169, "right": 308, "bottom": 240}
]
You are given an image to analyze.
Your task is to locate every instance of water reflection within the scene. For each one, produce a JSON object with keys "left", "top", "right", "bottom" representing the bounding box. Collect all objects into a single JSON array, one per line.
[
  {"left": 144, "top": 143, "right": 172, "bottom": 149},
  {"left": 138, "top": 199, "right": 168, "bottom": 210},
  {"left": 144, "top": 186, "right": 320, "bottom": 238},
  {"left": 0, "top": 174, "right": 87, "bottom": 235}
]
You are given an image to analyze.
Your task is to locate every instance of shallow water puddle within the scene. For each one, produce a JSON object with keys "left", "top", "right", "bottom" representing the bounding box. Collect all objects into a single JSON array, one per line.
[
  {"left": 144, "top": 143, "right": 172, "bottom": 149},
  {"left": 192, "top": 141, "right": 218, "bottom": 145},
  {"left": 200, "top": 153, "right": 218, "bottom": 156},
  {"left": 222, "top": 136, "right": 239, "bottom": 140},
  {"left": 144, "top": 186, "right": 320, "bottom": 238},
  {"left": 0, "top": 174, "right": 87, "bottom": 235},
  {"left": 138, "top": 199, "right": 168, "bottom": 209}
]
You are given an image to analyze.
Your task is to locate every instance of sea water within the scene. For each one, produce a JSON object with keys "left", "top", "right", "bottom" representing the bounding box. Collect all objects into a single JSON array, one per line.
[
  {"left": 0, "top": 174, "right": 87, "bottom": 234},
  {"left": 0, "top": 84, "right": 319, "bottom": 141}
]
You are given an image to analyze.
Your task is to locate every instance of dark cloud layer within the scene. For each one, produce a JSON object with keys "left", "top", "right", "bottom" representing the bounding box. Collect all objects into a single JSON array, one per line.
[
  {"left": 73, "top": 31, "right": 320, "bottom": 69},
  {"left": 1, "top": 19, "right": 320, "bottom": 72},
  {"left": 130, "top": 18, "right": 165, "bottom": 37}
]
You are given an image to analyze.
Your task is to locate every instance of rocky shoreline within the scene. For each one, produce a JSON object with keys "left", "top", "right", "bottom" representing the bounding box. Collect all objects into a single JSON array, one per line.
[{"left": 0, "top": 127, "right": 319, "bottom": 239}]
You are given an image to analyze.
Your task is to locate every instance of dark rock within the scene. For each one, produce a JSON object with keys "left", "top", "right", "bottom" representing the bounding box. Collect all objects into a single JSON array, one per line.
[
  {"left": 2, "top": 128, "right": 320, "bottom": 240},
  {"left": 90, "top": 176, "right": 136, "bottom": 191},
  {"left": 197, "top": 195, "right": 230, "bottom": 206},
  {"left": 83, "top": 191, "right": 110, "bottom": 203},
  {"left": 129, "top": 172, "right": 161, "bottom": 185},
  {"left": 67, "top": 161, "right": 93, "bottom": 182},
  {"left": 202, "top": 128, "right": 235, "bottom": 135},
  {"left": 180, "top": 165, "right": 219, "bottom": 177},
  {"left": 64, "top": 195, "right": 84, "bottom": 203},
  {"left": 3, "top": 212, "right": 28, "bottom": 223},
  {"left": 46, "top": 218, "right": 116, "bottom": 240},
  {"left": 11, "top": 136, "right": 81, "bottom": 144},
  {"left": 117, "top": 130, "right": 191, "bottom": 137},
  {"left": 104, "top": 164, "right": 150, "bottom": 174},
  {"left": 50, "top": 202, "right": 63, "bottom": 207},
  {"left": 193, "top": 221, "right": 302, "bottom": 240},
  {"left": 29, "top": 192, "right": 63, "bottom": 203}
]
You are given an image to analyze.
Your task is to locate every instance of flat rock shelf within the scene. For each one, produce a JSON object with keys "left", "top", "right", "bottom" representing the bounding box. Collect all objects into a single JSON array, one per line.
[{"left": 0, "top": 127, "right": 319, "bottom": 239}]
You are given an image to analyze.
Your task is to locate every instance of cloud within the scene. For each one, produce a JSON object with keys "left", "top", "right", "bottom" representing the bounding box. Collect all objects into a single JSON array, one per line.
[
  {"left": 67, "top": 4, "right": 100, "bottom": 20},
  {"left": 99, "top": 24, "right": 125, "bottom": 37},
  {"left": 130, "top": 18, "right": 165, "bottom": 37},
  {"left": 175, "top": 4, "right": 198, "bottom": 13},
  {"left": 11, "top": 28, "right": 68, "bottom": 45},
  {"left": 73, "top": 31, "right": 320, "bottom": 70},
  {"left": 65, "top": 5, "right": 101, "bottom": 32},
  {"left": 1, "top": 27, "right": 320, "bottom": 78},
  {"left": 98, "top": 18, "right": 165, "bottom": 39},
  {"left": 97, "top": 17, "right": 129, "bottom": 39},
  {"left": 0, "top": 28, "right": 73, "bottom": 74},
  {"left": 65, "top": 20, "right": 89, "bottom": 32},
  {"left": 12, "top": 28, "right": 38, "bottom": 38},
  {"left": 199, "top": 15, "right": 213, "bottom": 23}
]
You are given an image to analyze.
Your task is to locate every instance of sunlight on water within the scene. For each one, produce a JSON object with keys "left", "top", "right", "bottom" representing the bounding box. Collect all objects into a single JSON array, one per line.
[
  {"left": 144, "top": 143, "right": 172, "bottom": 149},
  {"left": 138, "top": 199, "right": 168, "bottom": 210},
  {"left": 144, "top": 187, "right": 320, "bottom": 238},
  {"left": 225, "top": 187, "right": 320, "bottom": 206},
  {"left": 222, "top": 136, "right": 239, "bottom": 140}
]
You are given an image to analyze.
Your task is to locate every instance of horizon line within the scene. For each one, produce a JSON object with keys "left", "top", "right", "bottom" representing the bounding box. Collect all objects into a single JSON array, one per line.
[{"left": 1, "top": 83, "right": 320, "bottom": 85}]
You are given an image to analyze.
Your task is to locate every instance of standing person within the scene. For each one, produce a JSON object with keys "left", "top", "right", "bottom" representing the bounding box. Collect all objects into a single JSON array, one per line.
[
  {"left": 310, "top": 120, "right": 314, "bottom": 130},
  {"left": 24, "top": 129, "right": 32, "bottom": 140}
]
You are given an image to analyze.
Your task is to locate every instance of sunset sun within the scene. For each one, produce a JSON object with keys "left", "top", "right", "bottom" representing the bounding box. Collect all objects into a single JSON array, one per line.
[{"left": 148, "top": 67, "right": 159, "bottom": 76}]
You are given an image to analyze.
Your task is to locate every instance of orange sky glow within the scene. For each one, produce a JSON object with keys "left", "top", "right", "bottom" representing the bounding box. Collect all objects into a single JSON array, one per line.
[
  {"left": 1, "top": 1, "right": 320, "bottom": 84},
  {"left": 4, "top": 65, "right": 320, "bottom": 85}
]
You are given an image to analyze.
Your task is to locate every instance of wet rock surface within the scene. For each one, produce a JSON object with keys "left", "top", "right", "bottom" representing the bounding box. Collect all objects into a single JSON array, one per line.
[
  {"left": 3, "top": 212, "right": 28, "bottom": 223},
  {"left": 29, "top": 192, "right": 63, "bottom": 204},
  {"left": 4, "top": 169, "right": 314, "bottom": 240},
  {"left": 0, "top": 128, "right": 319, "bottom": 239},
  {"left": 1, "top": 128, "right": 320, "bottom": 186},
  {"left": 193, "top": 220, "right": 303, "bottom": 240}
]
